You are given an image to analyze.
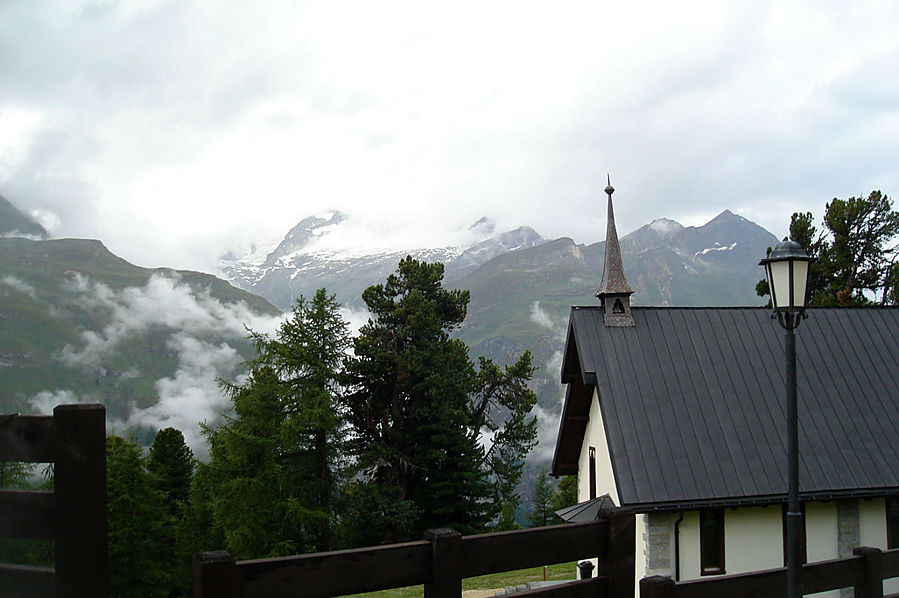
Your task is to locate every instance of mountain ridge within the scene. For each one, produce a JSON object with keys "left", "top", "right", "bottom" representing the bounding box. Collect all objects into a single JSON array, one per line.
[{"left": 0, "top": 195, "right": 49, "bottom": 239}]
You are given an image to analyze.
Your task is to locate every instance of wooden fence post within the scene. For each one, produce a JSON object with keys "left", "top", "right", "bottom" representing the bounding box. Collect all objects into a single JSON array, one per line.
[
  {"left": 639, "top": 575, "right": 675, "bottom": 598},
  {"left": 424, "top": 528, "right": 462, "bottom": 598},
  {"left": 852, "top": 546, "right": 883, "bottom": 598},
  {"left": 53, "top": 404, "right": 108, "bottom": 598},
  {"left": 193, "top": 550, "right": 238, "bottom": 598},
  {"left": 606, "top": 509, "right": 636, "bottom": 598}
]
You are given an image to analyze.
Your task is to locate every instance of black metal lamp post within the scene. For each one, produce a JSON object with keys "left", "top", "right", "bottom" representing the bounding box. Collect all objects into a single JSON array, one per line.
[{"left": 760, "top": 238, "right": 813, "bottom": 598}]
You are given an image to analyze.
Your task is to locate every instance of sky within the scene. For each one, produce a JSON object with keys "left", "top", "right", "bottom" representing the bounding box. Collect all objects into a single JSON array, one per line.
[{"left": 1, "top": 0, "right": 897, "bottom": 273}]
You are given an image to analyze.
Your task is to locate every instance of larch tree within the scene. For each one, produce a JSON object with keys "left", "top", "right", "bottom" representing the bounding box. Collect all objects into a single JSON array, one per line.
[{"left": 203, "top": 288, "right": 350, "bottom": 557}]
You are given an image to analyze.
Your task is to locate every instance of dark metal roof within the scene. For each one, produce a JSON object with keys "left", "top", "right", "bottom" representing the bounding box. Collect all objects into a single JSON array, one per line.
[
  {"left": 555, "top": 494, "right": 617, "bottom": 522},
  {"left": 552, "top": 306, "right": 899, "bottom": 510}
]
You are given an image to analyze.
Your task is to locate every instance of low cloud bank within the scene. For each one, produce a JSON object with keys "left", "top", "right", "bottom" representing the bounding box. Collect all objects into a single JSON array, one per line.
[
  {"left": 530, "top": 304, "right": 567, "bottom": 464},
  {"left": 126, "top": 334, "right": 242, "bottom": 456},
  {"left": 1, "top": 275, "right": 37, "bottom": 298},
  {"left": 36, "top": 273, "right": 285, "bottom": 453},
  {"left": 59, "top": 273, "right": 281, "bottom": 369}
]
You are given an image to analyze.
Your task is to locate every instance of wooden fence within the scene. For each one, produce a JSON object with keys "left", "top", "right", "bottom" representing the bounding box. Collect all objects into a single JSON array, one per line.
[
  {"left": 194, "top": 510, "right": 635, "bottom": 598},
  {"left": 0, "top": 404, "right": 108, "bottom": 598},
  {"left": 640, "top": 546, "right": 899, "bottom": 598}
]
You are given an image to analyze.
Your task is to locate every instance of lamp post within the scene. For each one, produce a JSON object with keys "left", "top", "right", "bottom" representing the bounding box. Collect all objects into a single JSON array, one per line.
[{"left": 760, "top": 238, "right": 813, "bottom": 598}]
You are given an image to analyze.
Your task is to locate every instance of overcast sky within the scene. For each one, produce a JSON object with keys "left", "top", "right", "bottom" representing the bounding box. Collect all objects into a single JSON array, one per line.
[{"left": 1, "top": 0, "right": 897, "bottom": 273}]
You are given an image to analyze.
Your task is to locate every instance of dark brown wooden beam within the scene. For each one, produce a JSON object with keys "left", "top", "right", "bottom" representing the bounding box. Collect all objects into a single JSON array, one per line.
[
  {"left": 0, "top": 563, "right": 55, "bottom": 597},
  {"left": 0, "top": 489, "right": 54, "bottom": 539},
  {"left": 460, "top": 520, "right": 607, "bottom": 578},
  {"left": 237, "top": 541, "right": 431, "bottom": 597},
  {"left": 194, "top": 551, "right": 237, "bottom": 598},
  {"left": 0, "top": 414, "right": 55, "bottom": 462}
]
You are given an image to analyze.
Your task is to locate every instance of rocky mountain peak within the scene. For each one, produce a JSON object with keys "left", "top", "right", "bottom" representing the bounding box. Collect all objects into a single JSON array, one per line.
[
  {"left": 648, "top": 218, "right": 684, "bottom": 238},
  {"left": 266, "top": 210, "right": 346, "bottom": 264}
]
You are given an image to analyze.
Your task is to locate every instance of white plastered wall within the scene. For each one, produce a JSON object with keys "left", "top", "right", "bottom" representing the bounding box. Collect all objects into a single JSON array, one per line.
[
  {"left": 640, "top": 501, "right": 892, "bottom": 598},
  {"left": 576, "top": 388, "right": 619, "bottom": 578},
  {"left": 577, "top": 387, "right": 619, "bottom": 505}
]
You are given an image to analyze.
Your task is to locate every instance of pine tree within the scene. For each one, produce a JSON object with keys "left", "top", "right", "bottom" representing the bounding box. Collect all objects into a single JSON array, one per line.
[
  {"left": 470, "top": 354, "right": 538, "bottom": 504},
  {"left": 346, "top": 257, "right": 537, "bottom": 541},
  {"left": 758, "top": 190, "right": 899, "bottom": 306}
]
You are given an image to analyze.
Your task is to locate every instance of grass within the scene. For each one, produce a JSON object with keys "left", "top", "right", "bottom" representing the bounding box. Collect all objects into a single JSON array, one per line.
[{"left": 349, "top": 562, "right": 577, "bottom": 598}]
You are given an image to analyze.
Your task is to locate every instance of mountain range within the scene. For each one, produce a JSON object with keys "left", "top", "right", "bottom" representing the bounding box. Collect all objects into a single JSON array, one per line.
[
  {"left": 218, "top": 208, "right": 778, "bottom": 387},
  {"left": 1, "top": 195, "right": 777, "bottom": 456}
]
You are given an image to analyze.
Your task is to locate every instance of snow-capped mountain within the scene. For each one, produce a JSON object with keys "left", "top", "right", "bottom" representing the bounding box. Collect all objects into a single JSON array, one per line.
[{"left": 219, "top": 212, "right": 547, "bottom": 310}]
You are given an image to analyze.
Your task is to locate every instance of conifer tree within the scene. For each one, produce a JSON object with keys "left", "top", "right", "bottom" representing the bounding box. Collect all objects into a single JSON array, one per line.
[
  {"left": 204, "top": 288, "right": 349, "bottom": 557},
  {"left": 528, "top": 468, "right": 556, "bottom": 528},
  {"left": 757, "top": 190, "right": 899, "bottom": 306},
  {"left": 205, "top": 367, "right": 305, "bottom": 558},
  {"left": 106, "top": 435, "right": 169, "bottom": 597},
  {"left": 346, "top": 257, "right": 537, "bottom": 541},
  {"left": 148, "top": 427, "right": 195, "bottom": 596},
  {"left": 551, "top": 475, "right": 578, "bottom": 513},
  {"left": 149, "top": 427, "right": 194, "bottom": 515}
]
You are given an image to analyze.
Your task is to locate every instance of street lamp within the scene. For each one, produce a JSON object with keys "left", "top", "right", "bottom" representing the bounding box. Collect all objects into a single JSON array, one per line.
[{"left": 760, "top": 238, "right": 813, "bottom": 598}]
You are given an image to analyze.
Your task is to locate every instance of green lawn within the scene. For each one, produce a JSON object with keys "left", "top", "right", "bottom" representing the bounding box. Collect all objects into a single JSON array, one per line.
[{"left": 350, "top": 562, "right": 577, "bottom": 598}]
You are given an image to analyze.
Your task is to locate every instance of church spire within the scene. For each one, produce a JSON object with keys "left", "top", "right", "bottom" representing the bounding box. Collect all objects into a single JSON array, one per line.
[{"left": 595, "top": 176, "right": 635, "bottom": 327}]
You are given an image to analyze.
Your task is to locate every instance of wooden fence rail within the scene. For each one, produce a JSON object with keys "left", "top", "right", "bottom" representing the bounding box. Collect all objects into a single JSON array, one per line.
[
  {"left": 194, "top": 510, "right": 635, "bottom": 598},
  {"left": 641, "top": 545, "right": 899, "bottom": 598},
  {"left": 0, "top": 404, "right": 108, "bottom": 598}
]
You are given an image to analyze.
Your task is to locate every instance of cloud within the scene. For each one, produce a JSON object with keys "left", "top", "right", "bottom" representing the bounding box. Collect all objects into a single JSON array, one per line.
[
  {"left": 59, "top": 273, "right": 282, "bottom": 369},
  {"left": 1, "top": 1, "right": 896, "bottom": 273},
  {"left": 50, "top": 273, "right": 284, "bottom": 453},
  {"left": 531, "top": 402, "right": 564, "bottom": 464},
  {"left": 28, "top": 389, "right": 87, "bottom": 414},
  {"left": 1, "top": 275, "right": 37, "bottom": 299},
  {"left": 529, "top": 319, "right": 568, "bottom": 463},
  {"left": 339, "top": 304, "right": 370, "bottom": 339},
  {"left": 125, "top": 334, "right": 242, "bottom": 456},
  {"left": 529, "top": 301, "right": 555, "bottom": 331}
]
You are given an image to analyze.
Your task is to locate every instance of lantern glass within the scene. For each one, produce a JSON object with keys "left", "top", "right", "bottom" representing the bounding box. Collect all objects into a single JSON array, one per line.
[
  {"left": 791, "top": 259, "right": 809, "bottom": 309},
  {"left": 767, "top": 258, "right": 810, "bottom": 311}
]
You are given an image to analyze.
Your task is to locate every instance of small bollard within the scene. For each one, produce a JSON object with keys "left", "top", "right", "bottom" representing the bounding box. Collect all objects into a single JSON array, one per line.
[{"left": 577, "top": 560, "right": 595, "bottom": 580}]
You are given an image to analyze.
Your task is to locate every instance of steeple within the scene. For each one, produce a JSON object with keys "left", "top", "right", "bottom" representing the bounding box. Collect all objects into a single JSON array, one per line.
[{"left": 595, "top": 176, "right": 635, "bottom": 327}]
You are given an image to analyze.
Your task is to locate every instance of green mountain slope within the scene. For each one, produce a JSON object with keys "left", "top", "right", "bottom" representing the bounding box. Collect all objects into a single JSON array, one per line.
[
  {"left": 451, "top": 211, "right": 778, "bottom": 401},
  {"left": 0, "top": 238, "right": 280, "bottom": 441}
]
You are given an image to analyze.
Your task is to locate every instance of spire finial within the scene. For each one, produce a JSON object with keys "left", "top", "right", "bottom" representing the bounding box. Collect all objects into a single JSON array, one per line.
[{"left": 595, "top": 176, "right": 634, "bottom": 327}]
